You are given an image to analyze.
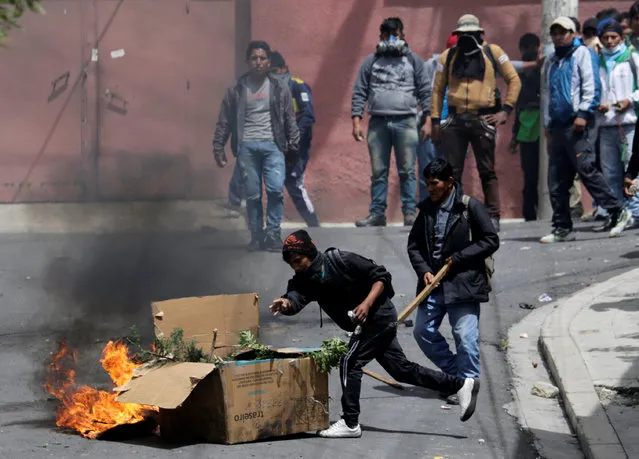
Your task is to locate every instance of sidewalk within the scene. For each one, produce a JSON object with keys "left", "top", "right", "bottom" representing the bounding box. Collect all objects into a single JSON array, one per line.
[{"left": 540, "top": 268, "right": 639, "bottom": 459}]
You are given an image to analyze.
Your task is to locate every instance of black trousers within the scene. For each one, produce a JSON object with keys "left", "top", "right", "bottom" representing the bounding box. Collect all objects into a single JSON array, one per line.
[
  {"left": 549, "top": 122, "right": 621, "bottom": 230},
  {"left": 519, "top": 140, "right": 539, "bottom": 221},
  {"left": 340, "top": 320, "right": 464, "bottom": 427},
  {"left": 284, "top": 130, "right": 320, "bottom": 227},
  {"left": 441, "top": 114, "right": 500, "bottom": 219}
]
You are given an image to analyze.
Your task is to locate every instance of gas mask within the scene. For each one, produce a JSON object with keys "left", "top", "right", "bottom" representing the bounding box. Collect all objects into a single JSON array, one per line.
[{"left": 376, "top": 34, "right": 409, "bottom": 56}]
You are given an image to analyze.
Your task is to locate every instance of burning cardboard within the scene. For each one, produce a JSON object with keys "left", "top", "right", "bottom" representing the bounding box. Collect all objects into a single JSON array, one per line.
[
  {"left": 44, "top": 341, "right": 158, "bottom": 439},
  {"left": 116, "top": 349, "right": 329, "bottom": 444},
  {"left": 46, "top": 293, "right": 329, "bottom": 444},
  {"left": 116, "top": 294, "right": 329, "bottom": 444}
]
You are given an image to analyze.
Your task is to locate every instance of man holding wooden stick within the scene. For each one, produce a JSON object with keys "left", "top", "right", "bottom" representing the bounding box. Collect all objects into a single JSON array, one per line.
[
  {"left": 269, "top": 229, "right": 479, "bottom": 438},
  {"left": 408, "top": 159, "right": 499, "bottom": 405}
]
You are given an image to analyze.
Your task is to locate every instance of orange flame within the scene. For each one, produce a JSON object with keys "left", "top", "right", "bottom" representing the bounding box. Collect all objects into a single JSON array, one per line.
[{"left": 44, "top": 340, "right": 157, "bottom": 439}]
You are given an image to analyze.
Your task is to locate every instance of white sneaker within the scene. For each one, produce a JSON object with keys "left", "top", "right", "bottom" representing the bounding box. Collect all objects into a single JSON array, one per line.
[
  {"left": 318, "top": 419, "right": 362, "bottom": 438},
  {"left": 457, "top": 378, "right": 480, "bottom": 422},
  {"left": 609, "top": 209, "right": 632, "bottom": 238},
  {"left": 540, "top": 228, "right": 576, "bottom": 243}
]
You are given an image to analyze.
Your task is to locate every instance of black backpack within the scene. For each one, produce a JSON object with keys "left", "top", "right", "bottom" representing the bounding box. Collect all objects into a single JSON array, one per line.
[{"left": 461, "top": 195, "right": 495, "bottom": 291}]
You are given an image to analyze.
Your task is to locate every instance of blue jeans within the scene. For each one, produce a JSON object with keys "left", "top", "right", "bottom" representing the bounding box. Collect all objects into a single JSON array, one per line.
[
  {"left": 413, "top": 296, "right": 481, "bottom": 378},
  {"left": 237, "top": 141, "right": 286, "bottom": 241},
  {"left": 599, "top": 125, "right": 639, "bottom": 218},
  {"left": 367, "top": 115, "right": 418, "bottom": 216},
  {"left": 417, "top": 138, "right": 440, "bottom": 201},
  {"left": 228, "top": 161, "right": 244, "bottom": 207}
]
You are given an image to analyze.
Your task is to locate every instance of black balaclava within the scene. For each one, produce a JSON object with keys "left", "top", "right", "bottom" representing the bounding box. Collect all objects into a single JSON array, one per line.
[{"left": 452, "top": 32, "right": 486, "bottom": 80}]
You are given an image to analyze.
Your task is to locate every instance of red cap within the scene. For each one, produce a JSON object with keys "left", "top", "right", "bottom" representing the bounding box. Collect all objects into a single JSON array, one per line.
[{"left": 446, "top": 34, "right": 458, "bottom": 49}]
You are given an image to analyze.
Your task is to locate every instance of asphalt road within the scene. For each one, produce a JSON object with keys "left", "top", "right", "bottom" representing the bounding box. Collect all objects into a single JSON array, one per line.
[{"left": 1, "top": 222, "right": 638, "bottom": 459}]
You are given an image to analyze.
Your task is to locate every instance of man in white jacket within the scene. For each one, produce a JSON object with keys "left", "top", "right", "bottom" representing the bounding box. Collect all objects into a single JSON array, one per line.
[{"left": 597, "top": 18, "right": 639, "bottom": 227}]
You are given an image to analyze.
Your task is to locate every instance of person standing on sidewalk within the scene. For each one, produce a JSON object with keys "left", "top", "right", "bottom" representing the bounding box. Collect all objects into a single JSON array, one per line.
[
  {"left": 407, "top": 159, "right": 499, "bottom": 405},
  {"left": 270, "top": 229, "right": 480, "bottom": 438},
  {"left": 418, "top": 33, "right": 458, "bottom": 201},
  {"left": 596, "top": 19, "right": 639, "bottom": 228},
  {"left": 540, "top": 17, "right": 631, "bottom": 243},
  {"left": 351, "top": 17, "right": 431, "bottom": 227},
  {"left": 270, "top": 51, "right": 320, "bottom": 227},
  {"left": 510, "top": 33, "right": 542, "bottom": 222},
  {"left": 213, "top": 40, "right": 300, "bottom": 251},
  {"left": 431, "top": 14, "right": 522, "bottom": 232},
  {"left": 572, "top": 16, "right": 604, "bottom": 222}
]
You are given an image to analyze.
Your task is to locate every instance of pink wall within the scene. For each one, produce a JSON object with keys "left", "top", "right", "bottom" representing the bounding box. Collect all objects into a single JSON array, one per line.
[
  {"left": 254, "top": 0, "right": 632, "bottom": 221},
  {"left": 0, "top": 0, "right": 235, "bottom": 202}
]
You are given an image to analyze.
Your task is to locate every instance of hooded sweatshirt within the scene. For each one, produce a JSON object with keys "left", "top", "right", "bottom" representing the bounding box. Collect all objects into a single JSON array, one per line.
[
  {"left": 281, "top": 249, "right": 397, "bottom": 331},
  {"left": 351, "top": 39, "right": 430, "bottom": 117}
]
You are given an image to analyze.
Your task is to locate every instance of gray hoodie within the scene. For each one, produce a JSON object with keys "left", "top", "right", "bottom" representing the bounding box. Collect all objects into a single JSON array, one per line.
[{"left": 351, "top": 51, "right": 431, "bottom": 118}]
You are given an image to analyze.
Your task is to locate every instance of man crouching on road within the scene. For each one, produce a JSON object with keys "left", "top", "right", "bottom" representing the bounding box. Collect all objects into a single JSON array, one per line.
[
  {"left": 408, "top": 159, "right": 499, "bottom": 405},
  {"left": 269, "top": 229, "right": 480, "bottom": 438}
]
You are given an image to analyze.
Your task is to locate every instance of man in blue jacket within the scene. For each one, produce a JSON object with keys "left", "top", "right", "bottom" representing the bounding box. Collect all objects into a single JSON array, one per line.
[
  {"left": 270, "top": 51, "right": 320, "bottom": 227},
  {"left": 540, "top": 17, "right": 630, "bottom": 243}
]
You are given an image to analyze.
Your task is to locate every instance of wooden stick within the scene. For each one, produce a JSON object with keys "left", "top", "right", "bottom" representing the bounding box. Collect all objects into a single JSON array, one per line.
[
  {"left": 397, "top": 264, "right": 450, "bottom": 323},
  {"left": 362, "top": 266, "right": 449, "bottom": 390},
  {"left": 208, "top": 329, "right": 218, "bottom": 360},
  {"left": 363, "top": 369, "right": 404, "bottom": 390}
]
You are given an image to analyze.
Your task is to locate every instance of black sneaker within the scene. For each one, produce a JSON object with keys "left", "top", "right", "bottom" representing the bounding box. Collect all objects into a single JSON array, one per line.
[
  {"left": 355, "top": 214, "right": 386, "bottom": 227},
  {"left": 247, "top": 240, "right": 262, "bottom": 252},
  {"left": 594, "top": 208, "right": 626, "bottom": 233},
  {"left": 594, "top": 216, "right": 614, "bottom": 233},
  {"left": 261, "top": 233, "right": 283, "bottom": 252},
  {"left": 438, "top": 391, "right": 460, "bottom": 405},
  {"left": 540, "top": 228, "right": 576, "bottom": 243},
  {"left": 404, "top": 213, "right": 416, "bottom": 226}
]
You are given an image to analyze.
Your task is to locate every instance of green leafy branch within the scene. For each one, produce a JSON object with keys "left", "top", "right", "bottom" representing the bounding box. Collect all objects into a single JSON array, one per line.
[
  {"left": 126, "top": 326, "right": 349, "bottom": 374},
  {"left": 236, "top": 330, "right": 347, "bottom": 373},
  {"left": 0, "top": 0, "right": 45, "bottom": 46},
  {"left": 237, "top": 330, "right": 277, "bottom": 360},
  {"left": 309, "top": 338, "right": 348, "bottom": 373},
  {"left": 127, "top": 325, "right": 213, "bottom": 366}
]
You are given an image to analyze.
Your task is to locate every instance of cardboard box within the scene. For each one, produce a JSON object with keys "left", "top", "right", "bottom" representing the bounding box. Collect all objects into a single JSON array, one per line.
[
  {"left": 152, "top": 293, "right": 260, "bottom": 358},
  {"left": 116, "top": 294, "right": 329, "bottom": 444},
  {"left": 116, "top": 350, "right": 329, "bottom": 444}
]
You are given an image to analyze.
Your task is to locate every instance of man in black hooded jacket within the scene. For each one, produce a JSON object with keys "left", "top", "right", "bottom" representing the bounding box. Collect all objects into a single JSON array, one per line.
[{"left": 269, "top": 229, "right": 480, "bottom": 439}]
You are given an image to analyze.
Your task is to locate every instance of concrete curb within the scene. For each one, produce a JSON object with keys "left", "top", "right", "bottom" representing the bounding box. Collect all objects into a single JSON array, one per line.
[
  {"left": 0, "top": 201, "right": 525, "bottom": 233},
  {"left": 506, "top": 301, "right": 583, "bottom": 459},
  {"left": 0, "top": 201, "right": 248, "bottom": 233},
  {"left": 539, "top": 268, "right": 639, "bottom": 459}
]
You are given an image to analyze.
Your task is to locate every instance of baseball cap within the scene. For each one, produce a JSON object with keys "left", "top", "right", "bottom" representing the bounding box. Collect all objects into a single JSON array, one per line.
[{"left": 551, "top": 16, "right": 576, "bottom": 32}]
